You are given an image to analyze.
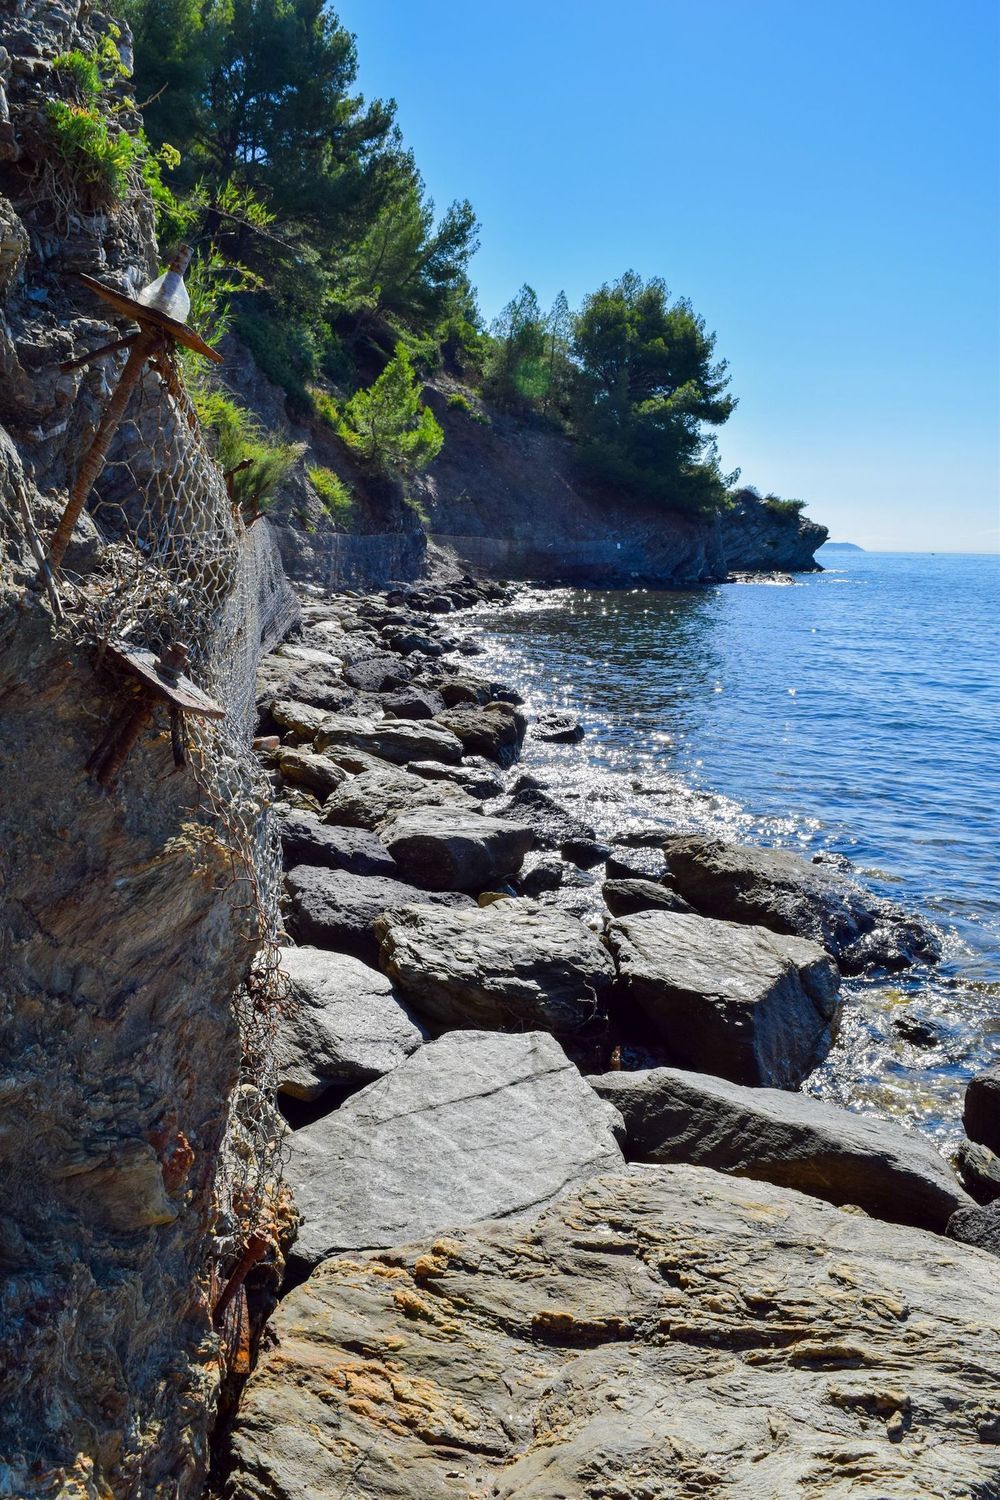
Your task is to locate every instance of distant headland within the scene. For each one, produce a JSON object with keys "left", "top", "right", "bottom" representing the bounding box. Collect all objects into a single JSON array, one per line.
[{"left": 819, "top": 541, "right": 865, "bottom": 551}]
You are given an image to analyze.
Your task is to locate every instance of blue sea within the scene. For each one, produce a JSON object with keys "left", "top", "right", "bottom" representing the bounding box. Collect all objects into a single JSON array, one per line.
[{"left": 471, "top": 550, "right": 1000, "bottom": 1145}]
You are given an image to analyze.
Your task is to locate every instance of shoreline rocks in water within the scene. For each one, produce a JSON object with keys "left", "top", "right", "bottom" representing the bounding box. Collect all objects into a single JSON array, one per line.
[
  {"left": 661, "top": 834, "right": 942, "bottom": 975},
  {"left": 227, "top": 1164, "right": 1000, "bottom": 1500},
  {"left": 605, "top": 909, "right": 841, "bottom": 1087},
  {"left": 588, "top": 1065, "right": 971, "bottom": 1232}
]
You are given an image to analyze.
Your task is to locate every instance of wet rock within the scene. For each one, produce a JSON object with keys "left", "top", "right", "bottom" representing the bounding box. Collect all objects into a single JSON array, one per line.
[
  {"left": 275, "top": 946, "right": 423, "bottom": 1099},
  {"left": 954, "top": 1139, "right": 1000, "bottom": 1205},
  {"left": 315, "top": 714, "right": 463, "bottom": 766},
  {"left": 283, "top": 1030, "right": 625, "bottom": 1265},
  {"left": 435, "top": 701, "right": 527, "bottom": 767},
  {"left": 662, "top": 834, "right": 941, "bottom": 975},
  {"left": 605, "top": 910, "right": 841, "bottom": 1087},
  {"left": 497, "top": 783, "right": 608, "bottom": 867},
  {"left": 375, "top": 899, "right": 615, "bottom": 1037},
  {"left": 321, "top": 764, "right": 477, "bottom": 832},
  {"left": 948, "top": 1197, "right": 1000, "bottom": 1258},
  {"left": 439, "top": 674, "right": 492, "bottom": 706},
  {"left": 533, "top": 710, "right": 585, "bottom": 743},
  {"left": 964, "top": 1066, "right": 1000, "bottom": 1155},
  {"left": 228, "top": 1164, "right": 1000, "bottom": 1500},
  {"left": 380, "top": 808, "right": 534, "bottom": 892},
  {"left": 892, "top": 1011, "right": 944, "bottom": 1047},
  {"left": 274, "top": 808, "right": 397, "bottom": 877},
  {"left": 275, "top": 746, "right": 346, "bottom": 800},
  {"left": 286, "top": 866, "right": 474, "bottom": 962},
  {"left": 605, "top": 845, "right": 670, "bottom": 882},
  {"left": 517, "top": 854, "right": 567, "bottom": 897},
  {"left": 385, "top": 628, "right": 442, "bottom": 656},
  {"left": 589, "top": 1066, "right": 969, "bottom": 1232},
  {"left": 406, "top": 757, "right": 504, "bottom": 799},
  {"left": 602, "top": 878, "right": 695, "bottom": 917}
]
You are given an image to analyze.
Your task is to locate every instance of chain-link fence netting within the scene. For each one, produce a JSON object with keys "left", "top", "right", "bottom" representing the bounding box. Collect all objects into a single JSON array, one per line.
[{"left": 37, "top": 337, "right": 289, "bottom": 1286}]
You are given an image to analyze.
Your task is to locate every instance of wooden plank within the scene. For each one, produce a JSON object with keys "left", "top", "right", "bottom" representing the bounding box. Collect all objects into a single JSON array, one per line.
[{"left": 76, "top": 273, "right": 223, "bottom": 363}]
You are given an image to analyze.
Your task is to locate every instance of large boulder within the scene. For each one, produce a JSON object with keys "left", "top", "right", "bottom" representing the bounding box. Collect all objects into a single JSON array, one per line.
[
  {"left": 496, "top": 783, "right": 608, "bottom": 867},
  {"left": 228, "top": 1164, "right": 1000, "bottom": 1500},
  {"left": 268, "top": 697, "right": 329, "bottom": 738},
  {"left": 273, "top": 807, "right": 398, "bottom": 877},
  {"left": 662, "top": 835, "right": 940, "bottom": 974},
  {"left": 274, "top": 746, "right": 346, "bottom": 800},
  {"left": 406, "top": 758, "right": 504, "bottom": 799},
  {"left": 321, "top": 764, "right": 478, "bottom": 831},
  {"left": 284, "top": 1030, "right": 625, "bottom": 1266},
  {"left": 375, "top": 900, "right": 615, "bottom": 1037},
  {"left": 435, "top": 701, "right": 527, "bottom": 767},
  {"left": 286, "top": 866, "right": 474, "bottom": 962},
  {"left": 380, "top": 808, "right": 534, "bottom": 892},
  {"left": 315, "top": 714, "right": 463, "bottom": 766},
  {"left": 275, "top": 947, "right": 423, "bottom": 1099},
  {"left": 589, "top": 1066, "right": 970, "bottom": 1232},
  {"left": 606, "top": 910, "right": 841, "bottom": 1087},
  {"left": 602, "top": 878, "right": 694, "bottom": 916},
  {"left": 964, "top": 1066, "right": 1000, "bottom": 1155}
]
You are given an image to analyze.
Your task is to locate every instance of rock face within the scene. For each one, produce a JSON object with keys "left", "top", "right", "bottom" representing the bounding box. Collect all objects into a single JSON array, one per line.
[
  {"left": 380, "top": 807, "right": 534, "bottom": 891},
  {"left": 274, "top": 807, "right": 398, "bottom": 876},
  {"left": 286, "top": 865, "right": 474, "bottom": 962},
  {"left": 321, "top": 763, "right": 477, "bottom": 831},
  {"left": 375, "top": 900, "right": 616, "bottom": 1036},
  {"left": 435, "top": 701, "right": 526, "bottom": 767},
  {"left": 964, "top": 1066, "right": 1000, "bottom": 1155},
  {"left": 606, "top": 910, "right": 841, "bottom": 1087},
  {"left": 949, "top": 1199, "right": 1000, "bottom": 1258},
  {"left": 227, "top": 1164, "right": 1000, "bottom": 1500},
  {"left": 589, "top": 1066, "right": 970, "bottom": 1232},
  {"left": 275, "top": 946, "right": 424, "bottom": 1098},
  {"left": 662, "top": 835, "right": 940, "bottom": 974},
  {"left": 284, "top": 1030, "right": 625, "bottom": 1266},
  {"left": 315, "top": 713, "right": 462, "bottom": 765}
]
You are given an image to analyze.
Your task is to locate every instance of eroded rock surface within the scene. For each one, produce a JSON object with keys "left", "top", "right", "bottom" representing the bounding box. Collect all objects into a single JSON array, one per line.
[
  {"left": 662, "top": 834, "right": 941, "bottom": 974},
  {"left": 275, "top": 946, "right": 423, "bottom": 1098},
  {"left": 284, "top": 1030, "right": 625, "bottom": 1266},
  {"left": 286, "top": 865, "right": 473, "bottom": 962},
  {"left": 606, "top": 910, "right": 841, "bottom": 1087},
  {"left": 375, "top": 899, "right": 615, "bottom": 1036},
  {"left": 380, "top": 807, "right": 534, "bottom": 891},
  {"left": 589, "top": 1066, "right": 970, "bottom": 1231},
  {"left": 227, "top": 1165, "right": 1000, "bottom": 1499}
]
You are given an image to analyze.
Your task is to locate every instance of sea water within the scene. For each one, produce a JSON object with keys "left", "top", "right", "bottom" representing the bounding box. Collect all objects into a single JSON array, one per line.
[{"left": 471, "top": 551, "right": 1000, "bottom": 1145}]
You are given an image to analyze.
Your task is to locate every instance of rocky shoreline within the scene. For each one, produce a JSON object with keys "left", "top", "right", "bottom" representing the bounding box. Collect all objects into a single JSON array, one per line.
[{"left": 224, "top": 573, "right": 1000, "bottom": 1495}]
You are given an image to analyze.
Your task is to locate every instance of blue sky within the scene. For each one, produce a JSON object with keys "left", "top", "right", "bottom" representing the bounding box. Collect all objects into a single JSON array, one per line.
[{"left": 335, "top": 0, "right": 999, "bottom": 551}]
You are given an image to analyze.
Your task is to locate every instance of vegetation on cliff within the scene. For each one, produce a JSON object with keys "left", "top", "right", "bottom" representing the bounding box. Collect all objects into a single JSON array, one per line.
[{"left": 116, "top": 0, "right": 766, "bottom": 520}]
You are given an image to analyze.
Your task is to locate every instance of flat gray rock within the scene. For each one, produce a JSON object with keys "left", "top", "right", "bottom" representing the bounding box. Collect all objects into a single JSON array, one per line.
[
  {"left": 606, "top": 910, "right": 841, "bottom": 1087},
  {"left": 662, "top": 834, "right": 941, "bottom": 974},
  {"left": 274, "top": 808, "right": 398, "bottom": 877},
  {"left": 376, "top": 899, "right": 615, "bottom": 1036},
  {"left": 268, "top": 697, "right": 329, "bottom": 738},
  {"left": 285, "top": 1030, "right": 625, "bottom": 1265},
  {"left": 286, "top": 865, "right": 473, "bottom": 962},
  {"left": 315, "top": 714, "right": 462, "bottom": 766},
  {"left": 589, "top": 1065, "right": 970, "bottom": 1232},
  {"left": 229, "top": 1164, "right": 1000, "bottom": 1500},
  {"left": 406, "top": 758, "right": 504, "bottom": 799},
  {"left": 380, "top": 808, "right": 534, "bottom": 891},
  {"left": 276, "top": 946, "right": 423, "bottom": 1098},
  {"left": 321, "top": 764, "right": 477, "bottom": 831}
]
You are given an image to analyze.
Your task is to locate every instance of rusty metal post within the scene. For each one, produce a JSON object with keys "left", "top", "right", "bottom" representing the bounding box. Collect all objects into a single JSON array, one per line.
[{"left": 46, "top": 326, "right": 160, "bottom": 574}]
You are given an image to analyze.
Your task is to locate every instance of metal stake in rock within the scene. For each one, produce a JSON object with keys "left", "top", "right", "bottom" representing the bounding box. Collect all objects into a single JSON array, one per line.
[
  {"left": 44, "top": 246, "right": 222, "bottom": 577},
  {"left": 86, "top": 640, "right": 225, "bottom": 789}
]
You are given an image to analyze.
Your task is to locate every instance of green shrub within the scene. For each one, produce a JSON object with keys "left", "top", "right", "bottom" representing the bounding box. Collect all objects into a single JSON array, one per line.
[
  {"left": 337, "top": 345, "right": 443, "bottom": 477},
  {"left": 309, "top": 387, "right": 341, "bottom": 432},
  {"left": 761, "top": 494, "right": 807, "bottom": 519},
  {"left": 194, "top": 387, "right": 301, "bottom": 519},
  {"left": 235, "top": 312, "right": 318, "bottom": 412},
  {"left": 307, "top": 465, "right": 354, "bottom": 526},
  {"left": 445, "top": 390, "right": 487, "bottom": 423},
  {"left": 45, "top": 100, "right": 145, "bottom": 199},
  {"left": 403, "top": 495, "right": 430, "bottom": 526}
]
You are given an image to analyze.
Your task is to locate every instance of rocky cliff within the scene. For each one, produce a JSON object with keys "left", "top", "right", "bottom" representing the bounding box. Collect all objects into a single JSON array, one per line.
[{"left": 0, "top": 4, "right": 294, "bottom": 1493}]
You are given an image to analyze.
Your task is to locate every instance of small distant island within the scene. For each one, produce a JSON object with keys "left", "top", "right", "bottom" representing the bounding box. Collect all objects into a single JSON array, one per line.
[{"left": 819, "top": 541, "right": 865, "bottom": 551}]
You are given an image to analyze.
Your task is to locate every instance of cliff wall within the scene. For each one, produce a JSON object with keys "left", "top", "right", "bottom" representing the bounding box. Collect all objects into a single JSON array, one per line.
[{"left": 0, "top": 5, "right": 293, "bottom": 1493}]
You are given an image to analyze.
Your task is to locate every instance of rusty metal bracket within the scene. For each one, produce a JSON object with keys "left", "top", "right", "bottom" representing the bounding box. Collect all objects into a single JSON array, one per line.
[{"left": 86, "top": 640, "right": 225, "bottom": 788}]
